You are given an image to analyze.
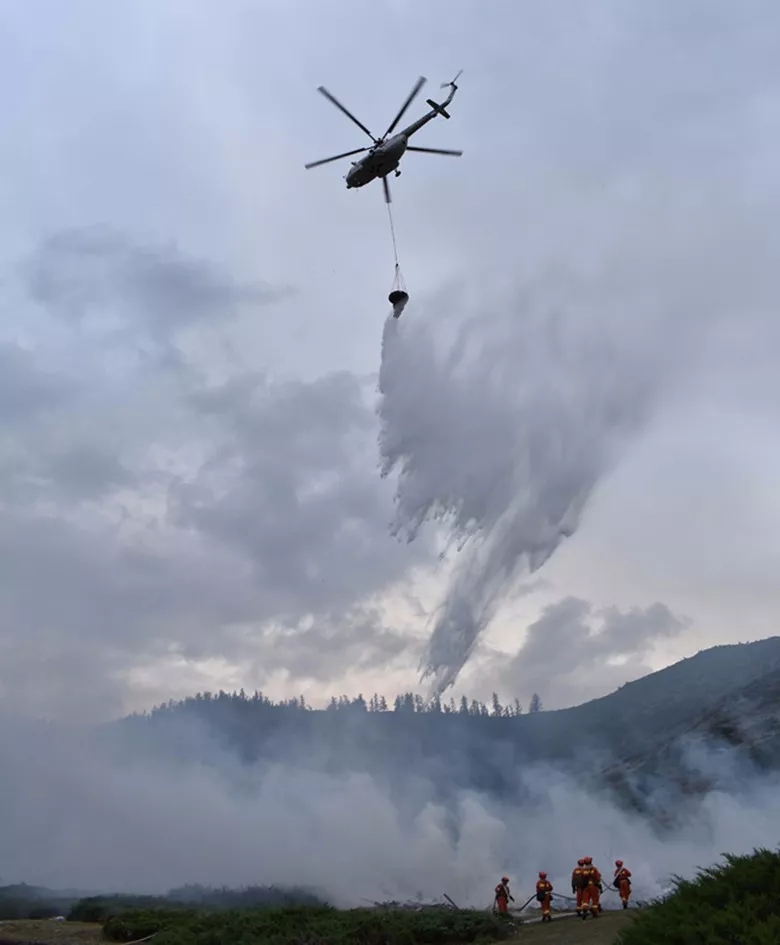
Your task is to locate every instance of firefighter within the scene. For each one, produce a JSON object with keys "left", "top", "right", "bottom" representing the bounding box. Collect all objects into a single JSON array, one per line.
[
  {"left": 571, "top": 858, "right": 586, "bottom": 916},
  {"left": 535, "top": 871, "right": 553, "bottom": 922},
  {"left": 494, "top": 876, "right": 514, "bottom": 915},
  {"left": 582, "top": 857, "right": 603, "bottom": 919},
  {"left": 579, "top": 857, "right": 593, "bottom": 919},
  {"left": 614, "top": 860, "right": 632, "bottom": 909}
]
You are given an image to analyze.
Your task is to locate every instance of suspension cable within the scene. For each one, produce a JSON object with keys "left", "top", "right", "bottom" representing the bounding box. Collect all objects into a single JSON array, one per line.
[{"left": 386, "top": 200, "right": 400, "bottom": 268}]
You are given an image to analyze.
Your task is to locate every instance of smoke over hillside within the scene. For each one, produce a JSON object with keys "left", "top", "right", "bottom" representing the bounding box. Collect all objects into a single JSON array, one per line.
[{"left": 3, "top": 642, "right": 780, "bottom": 907}]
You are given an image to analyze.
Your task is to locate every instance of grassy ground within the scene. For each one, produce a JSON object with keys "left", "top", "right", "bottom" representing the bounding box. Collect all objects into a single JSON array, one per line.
[
  {"left": 507, "top": 910, "right": 636, "bottom": 944},
  {"left": 0, "top": 920, "right": 104, "bottom": 945}
]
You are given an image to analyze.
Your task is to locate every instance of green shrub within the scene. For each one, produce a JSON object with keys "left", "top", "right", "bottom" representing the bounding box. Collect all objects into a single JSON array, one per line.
[
  {"left": 68, "top": 897, "right": 110, "bottom": 923},
  {"left": 102, "top": 905, "right": 513, "bottom": 945},
  {"left": 103, "top": 907, "right": 201, "bottom": 941},
  {"left": 68, "top": 895, "right": 191, "bottom": 924},
  {"left": 68, "top": 886, "right": 327, "bottom": 923},
  {"left": 0, "top": 893, "right": 73, "bottom": 920},
  {"left": 165, "top": 884, "right": 327, "bottom": 909},
  {"left": 26, "top": 904, "right": 65, "bottom": 919},
  {"left": 617, "top": 847, "right": 780, "bottom": 945}
]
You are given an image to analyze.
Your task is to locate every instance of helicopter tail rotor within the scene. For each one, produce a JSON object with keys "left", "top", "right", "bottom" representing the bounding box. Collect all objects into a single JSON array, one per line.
[
  {"left": 440, "top": 69, "right": 463, "bottom": 90},
  {"left": 427, "top": 70, "right": 462, "bottom": 116}
]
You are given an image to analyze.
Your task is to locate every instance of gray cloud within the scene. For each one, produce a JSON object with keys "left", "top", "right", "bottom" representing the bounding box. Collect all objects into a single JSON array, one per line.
[
  {"left": 43, "top": 443, "right": 132, "bottom": 500},
  {"left": 247, "top": 607, "right": 417, "bottom": 684},
  {"left": 21, "top": 226, "right": 287, "bottom": 341},
  {"left": 493, "top": 598, "right": 690, "bottom": 709},
  {"left": 0, "top": 343, "right": 76, "bottom": 423},
  {"left": 168, "top": 368, "right": 421, "bottom": 621},
  {"left": 0, "top": 229, "right": 424, "bottom": 720}
]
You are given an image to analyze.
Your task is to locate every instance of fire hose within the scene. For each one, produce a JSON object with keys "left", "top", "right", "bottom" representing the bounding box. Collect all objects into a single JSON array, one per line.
[{"left": 507, "top": 881, "right": 640, "bottom": 912}]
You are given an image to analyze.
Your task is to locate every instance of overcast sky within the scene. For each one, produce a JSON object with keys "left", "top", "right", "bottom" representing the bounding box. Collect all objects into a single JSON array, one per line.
[{"left": 1, "top": 0, "right": 779, "bottom": 722}]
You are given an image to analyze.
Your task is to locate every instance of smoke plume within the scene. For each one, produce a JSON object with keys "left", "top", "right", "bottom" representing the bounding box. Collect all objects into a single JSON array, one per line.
[{"left": 2, "top": 712, "right": 779, "bottom": 908}]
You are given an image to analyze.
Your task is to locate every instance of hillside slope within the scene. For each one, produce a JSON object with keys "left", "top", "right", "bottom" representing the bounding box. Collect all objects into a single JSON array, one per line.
[
  {"left": 542, "top": 635, "right": 780, "bottom": 754},
  {"left": 600, "top": 658, "right": 780, "bottom": 818},
  {"left": 107, "top": 636, "right": 780, "bottom": 814}
]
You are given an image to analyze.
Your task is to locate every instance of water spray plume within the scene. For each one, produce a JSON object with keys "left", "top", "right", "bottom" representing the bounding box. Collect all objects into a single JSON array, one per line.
[{"left": 378, "top": 286, "right": 665, "bottom": 693}]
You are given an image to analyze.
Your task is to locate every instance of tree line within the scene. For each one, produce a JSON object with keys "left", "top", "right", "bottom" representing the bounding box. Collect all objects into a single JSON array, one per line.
[{"left": 139, "top": 688, "right": 544, "bottom": 720}]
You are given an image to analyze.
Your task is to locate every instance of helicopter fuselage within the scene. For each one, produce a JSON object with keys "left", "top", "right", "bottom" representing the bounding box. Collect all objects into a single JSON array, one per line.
[
  {"left": 305, "top": 72, "right": 462, "bottom": 201},
  {"left": 346, "top": 134, "right": 408, "bottom": 189}
]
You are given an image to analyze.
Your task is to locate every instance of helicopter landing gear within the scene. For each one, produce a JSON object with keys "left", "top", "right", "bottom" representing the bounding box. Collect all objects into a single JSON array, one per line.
[{"left": 394, "top": 169, "right": 401, "bottom": 177}]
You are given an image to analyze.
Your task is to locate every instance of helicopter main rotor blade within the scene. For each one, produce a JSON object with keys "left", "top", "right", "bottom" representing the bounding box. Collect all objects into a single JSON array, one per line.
[
  {"left": 406, "top": 146, "right": 463, "bottom": 156},
  {"left": 304, "top": 147, "right": 369, "bottom": 169},
  {"left": 383, "top": 75, "right": 427, "bottom": 138},
  {"left": 317, "top": 86, "right": 376, "bottom": 140},
  {"left": 382, "top": 175, "right": 391, "bottom": 204}
]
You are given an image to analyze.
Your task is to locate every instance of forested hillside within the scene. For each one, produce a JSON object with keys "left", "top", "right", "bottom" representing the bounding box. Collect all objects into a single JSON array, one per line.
[{"left": 110, "top": 637, "right": 780, "bottom": 818}]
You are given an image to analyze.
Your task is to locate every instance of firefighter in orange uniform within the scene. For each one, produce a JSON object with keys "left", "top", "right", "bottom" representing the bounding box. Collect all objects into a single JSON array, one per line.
[
  {"left": 571, "top": 858, "right": 586, "bottom": 916},
  {"left": 579, "top": 857, "right": 593, "bottom": 918},
  {"left": 580, "top": 856, "right": 603, "bottom": 919},
  {"left": 494, "top": 876, "right": 514, "bottom": 915},
  {"left": 535, "top": 871, "right": 553, "bottom": 922},
  {"left": 614, "top": 860, "right": 632, "bottom": 908}
]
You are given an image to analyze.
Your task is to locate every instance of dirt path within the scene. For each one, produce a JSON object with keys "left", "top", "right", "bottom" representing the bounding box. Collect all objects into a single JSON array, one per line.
[{"left": 506, "top": 910, "right": 635, "bottom": 944}]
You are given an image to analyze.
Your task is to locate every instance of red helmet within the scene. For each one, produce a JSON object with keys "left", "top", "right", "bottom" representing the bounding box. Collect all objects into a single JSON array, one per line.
[
  {"left": 539, "top": 871, "right": 547, "bottom": 879},
  {"left": 584, "top": 856, "right": 593, "bottom": 864},
  {"left": 615, "top": 860, "right": 623, "bottom": 867},
  {"left": 501, "top": 876, "right": 509, "bottom": 884},
  {"left": 577, "top": 858, "right": 585, "bottom": 865}
]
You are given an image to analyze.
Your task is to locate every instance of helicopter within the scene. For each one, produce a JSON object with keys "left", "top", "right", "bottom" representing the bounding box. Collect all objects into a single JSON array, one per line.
[{"left": 304, "top": 71, "right": 463, "bottom": 204}]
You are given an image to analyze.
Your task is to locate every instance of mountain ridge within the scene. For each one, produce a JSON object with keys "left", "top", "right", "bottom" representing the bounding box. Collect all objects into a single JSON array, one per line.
[{"left": 107, "top": 635, "right": 780, "bottom": 819}]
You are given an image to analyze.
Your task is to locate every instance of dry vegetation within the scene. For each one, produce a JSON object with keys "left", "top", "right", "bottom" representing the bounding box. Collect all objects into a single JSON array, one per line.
[{"left": 0, "top": 920, "right": 104, "bottom": 945}]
